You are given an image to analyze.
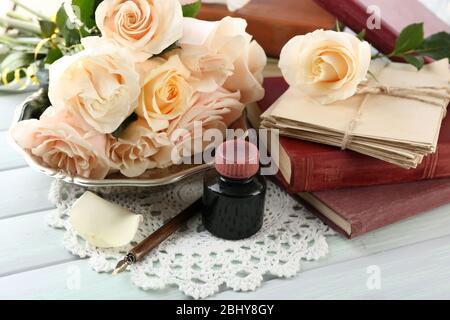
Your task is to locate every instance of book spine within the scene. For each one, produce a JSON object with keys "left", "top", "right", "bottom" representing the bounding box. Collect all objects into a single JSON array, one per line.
[
  {"left": 350, "top": 181, "right": 450, "bottom": 238},
  {"left": 313, "top": 0, "right": 398, "bottom": 54},
  {"left": 433, "top": 143, "right": 450, "bottom": 179},
  {"left": 289, "top": 148, "right": 450, "bottom": 192}
]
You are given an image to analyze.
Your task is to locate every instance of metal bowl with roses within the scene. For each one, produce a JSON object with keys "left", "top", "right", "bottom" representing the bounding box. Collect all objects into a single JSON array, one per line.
[{"left": 4, "top": 0, "right": 266, "bottom": 187}]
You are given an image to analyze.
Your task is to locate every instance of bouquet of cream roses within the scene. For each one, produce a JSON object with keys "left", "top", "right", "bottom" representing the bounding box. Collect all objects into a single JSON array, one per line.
[{"left": 9, "top": 0, "right": 266, "bottom": 179}]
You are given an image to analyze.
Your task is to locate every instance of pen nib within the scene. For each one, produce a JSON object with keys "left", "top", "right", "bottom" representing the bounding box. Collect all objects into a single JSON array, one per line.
[{"left": 112, "top": 258, "right": 130, "bottom": 275}]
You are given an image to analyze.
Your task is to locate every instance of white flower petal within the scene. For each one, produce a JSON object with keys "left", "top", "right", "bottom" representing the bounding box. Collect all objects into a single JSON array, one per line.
[{"left": 69, "top": 191, "right": 142, "bottom": 248}]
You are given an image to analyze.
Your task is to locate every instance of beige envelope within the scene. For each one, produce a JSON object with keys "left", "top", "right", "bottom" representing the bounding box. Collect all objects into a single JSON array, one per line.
[{"left": 261, "top": 59, "right": 450, "bottom": 168}]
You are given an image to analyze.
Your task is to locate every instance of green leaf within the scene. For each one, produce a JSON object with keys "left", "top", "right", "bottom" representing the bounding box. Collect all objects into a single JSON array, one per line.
[
  {"left": 1, "top": 70, "right": 21, "bottom": 84},
  {"left": 72, "top": 0, "right": 102, "bottom": 29},
  {"left": 392, "top": 23, "right": 424, "bottom": 56},
  {"left": 418, "top": 31, "right": 450, "bottom": 60},
  {"left": 39, "top": 20, "right": 56, "bottom": 38},
  {"left": 0, "top": 52, "right": 34, "bottom": 71},
  {"left": 403, "top": 55, "right": 425, "bottom": 70},
  {"left": 55, "top": 5, "right": 68, "bottom": 30},
  {"left": 357, "top": 29, "right": 366, "bottom": 41},
  {"left": 112, "top": 113, "right": 138, "bottom": 139},
  {"left": 335, "top": 20, "right": 342, "bottom": 32},
  {"left": 182, "top": 1, "right": 202, "bottom": 18},
  {"left": 45, "top": 47, "right": 63, "bottom": 64},
  {"left": 56, "top": 5, "right": 81, "bottom": 47}
]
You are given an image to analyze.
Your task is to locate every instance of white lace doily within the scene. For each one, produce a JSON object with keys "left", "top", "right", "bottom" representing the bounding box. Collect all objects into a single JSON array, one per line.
[{"left": 48, "top": 176, "right": 334, "bottom": 299}]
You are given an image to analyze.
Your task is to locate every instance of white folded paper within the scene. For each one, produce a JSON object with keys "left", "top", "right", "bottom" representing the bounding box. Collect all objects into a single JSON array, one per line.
[{"left": 261, "top": 59, "right": 450, "bottom": 168}]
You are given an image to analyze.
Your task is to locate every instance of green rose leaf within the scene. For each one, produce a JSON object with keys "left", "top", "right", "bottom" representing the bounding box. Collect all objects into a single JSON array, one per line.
[
  {"left": 56, "top": 5, "right": 81, "bottom": 47},
  {"left": 45, "top": 47, "right": 63, "bottom": 64},
  {"left": 112, "top": 113, "right": 138, "bottom": 139},
  {"left": 182, "top": 1, "right": 202, "bottom": 18},
  {"left": 393, "top": 23, "right": 424, "bottom": 56},
  {"left": 357, "top": 29, "right": 366, "bottom": 41},
  {"left": 403, "top": 55, "right": 425, "bottom": 70},
  {"left": 39, "top": 20, "right": 57, "bottom": 38},
  {"left": 419, "top": 32, "right": 450, "bottom": 60},
  {"left": 72, "top": 0, "right": 102, "bottom": 29}
]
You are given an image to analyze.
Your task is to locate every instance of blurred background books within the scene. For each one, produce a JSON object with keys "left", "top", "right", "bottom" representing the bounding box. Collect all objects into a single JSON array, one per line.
[{"left": 197, "top": 0, "right": 450, "bottom": 57}]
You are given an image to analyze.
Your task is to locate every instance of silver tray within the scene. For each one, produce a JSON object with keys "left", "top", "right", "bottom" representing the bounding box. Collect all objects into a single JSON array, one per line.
[{"left": 9, "top": 92, "right": 249, "bottom": 188}]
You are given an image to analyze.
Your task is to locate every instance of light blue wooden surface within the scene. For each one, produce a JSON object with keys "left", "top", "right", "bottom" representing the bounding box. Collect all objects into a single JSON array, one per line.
[{"left": 1, "top": 92, "right": 450, "bottom": 300}]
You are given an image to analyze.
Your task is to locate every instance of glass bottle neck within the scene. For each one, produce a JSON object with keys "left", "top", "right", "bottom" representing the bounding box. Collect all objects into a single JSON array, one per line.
[{"left": 219, "top": 175, "right": 254, "bottom": 185}]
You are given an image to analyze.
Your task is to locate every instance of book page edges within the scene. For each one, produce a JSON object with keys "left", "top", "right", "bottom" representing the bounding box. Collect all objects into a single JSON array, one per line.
[
  {"left": 298, "top": 192, "right": 352, "bottom": 236},
  {"left": 247, "top": 102, "right": 293, "bottom": 183}
]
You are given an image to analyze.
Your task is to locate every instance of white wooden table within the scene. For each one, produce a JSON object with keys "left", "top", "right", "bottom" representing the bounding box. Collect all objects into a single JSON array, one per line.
[{"left": 0, "top": 92, "right": 449, "bottom": 300}]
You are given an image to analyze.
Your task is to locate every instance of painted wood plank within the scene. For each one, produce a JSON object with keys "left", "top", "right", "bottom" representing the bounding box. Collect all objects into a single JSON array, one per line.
[
  {"left": 0, "top": 167, "right": 54, "bottom": 219},
  {"left": 0, "top": 260, "right": 188, "bottom": 300},
  {"left": 1, "top": 234, "right": 449, "bottom": 300},
  {"left": 212, "top": 235, "right": 450, "bottom": 300},
  {"left": 0, "top": 92, "right": 31, "bottom": 131},
  {"left": 303, "top": 203, "right": 450, "bottom": 272},
  {"left": 0, "top": 131, "right": 26, "bottom": 171},
  {"left": 0, "top": 206, "right": 449, "bottom": 299},
  {"left": 0, "top": 165, "right": 448, "bottom": 298},
  {"left": 0, "top": 210, "right": 78, "bottom": 277}
]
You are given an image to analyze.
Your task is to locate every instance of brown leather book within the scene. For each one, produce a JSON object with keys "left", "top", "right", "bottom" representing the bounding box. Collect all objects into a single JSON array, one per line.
[
  {"left": 249, "top": 79, "right": 450, "bottom": 237},
  {"left": 247, "top": 77, "right": 450, "bottom": 193},
  {"left": 197, "top": 0, "right": 336, "bottom": 57},
  {"left": 296, "top": 178, "right": 450, "bottom": 238}
]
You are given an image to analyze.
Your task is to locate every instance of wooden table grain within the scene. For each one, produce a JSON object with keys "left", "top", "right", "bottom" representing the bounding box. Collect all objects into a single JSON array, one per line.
[{"left": 1, "top": 91, "right": 449, "bottom": 300}]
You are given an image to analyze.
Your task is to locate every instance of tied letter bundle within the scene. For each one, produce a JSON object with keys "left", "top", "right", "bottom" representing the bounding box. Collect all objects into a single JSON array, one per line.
[{"left": 261, "top": 29, "right": 450, "bottom": 169}]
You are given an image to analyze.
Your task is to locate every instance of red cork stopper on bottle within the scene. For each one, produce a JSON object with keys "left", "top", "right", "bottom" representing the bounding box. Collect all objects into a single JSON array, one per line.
[{"left": 215, "top": 140, "right": 260, "bottom": 179}]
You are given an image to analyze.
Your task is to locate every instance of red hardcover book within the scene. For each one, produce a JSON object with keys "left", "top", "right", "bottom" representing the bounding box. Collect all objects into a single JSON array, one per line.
[
  {"left": 247, "top": 77, "right": 450, "bottom": 193},
  {"left": 313, "top": 0, "right": 450, "bottom": 55},
  {"left": 246, "top": 1, "right": 450, "bottom": 237},
  {"left": 250, "top": 79, "right": 450, "bottom": 237},
  {"left": 297, "top": 178, "right": 450, "bottom": 238}
]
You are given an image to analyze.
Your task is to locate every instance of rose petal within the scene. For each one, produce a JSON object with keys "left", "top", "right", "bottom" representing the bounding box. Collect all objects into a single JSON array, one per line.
[{"left": 69, "top": 191, "right": 143, "bottom": 248}]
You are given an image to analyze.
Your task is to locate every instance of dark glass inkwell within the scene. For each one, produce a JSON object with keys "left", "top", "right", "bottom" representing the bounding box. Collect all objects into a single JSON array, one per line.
[{"left": 202, "top": 139, "right": 266, "bottom": 240}]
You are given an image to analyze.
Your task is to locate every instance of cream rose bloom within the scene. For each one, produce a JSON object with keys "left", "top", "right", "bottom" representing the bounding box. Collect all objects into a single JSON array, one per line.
[
  {"left": 180, "top": 17, "right": 266, "bottom": 104},
  {"left": 48, "top": 44, "right": 140, "bottom": 134},
  {"left": 95, "top": 0, "right": 183, "bottom": 62},
  {"left": 223, "top": 38, "right": 266, "bottom": 104},
  {"left": 279, "top": 30, "right": 371, "bottom": 104},
  {"left": 169, "top": 88, "right": 245, "bottom": 133},
  {"left": 108, "top": 118, "right": 173, "bottom": 177},
  {"left": 169, "top": 88, "right": 245, "bottom": 160},
  {"left": 136, "top": 54, "right": 193, "bottom": 132},
  {"left": 10, "top": 107, "right": 110, "bottom": 179},
  {"left": 179, "top": 17, "right": 247, "bottom": 92}
]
